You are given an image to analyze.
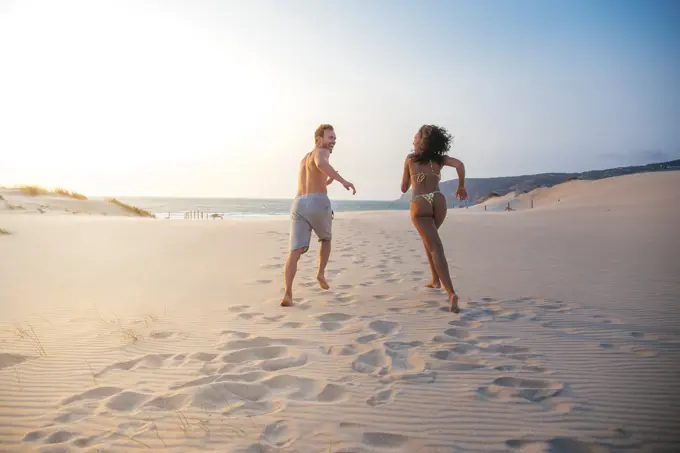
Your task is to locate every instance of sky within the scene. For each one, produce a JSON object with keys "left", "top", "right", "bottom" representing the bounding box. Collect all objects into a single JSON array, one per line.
[{"left": 1, "top": 0, "right": 679, "bottom": 200}]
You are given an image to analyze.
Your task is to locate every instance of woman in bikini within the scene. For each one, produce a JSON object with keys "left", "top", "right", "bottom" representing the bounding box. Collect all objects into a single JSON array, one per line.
[{"left": 401, "top": 125, "right": 467, "bottom": 313}]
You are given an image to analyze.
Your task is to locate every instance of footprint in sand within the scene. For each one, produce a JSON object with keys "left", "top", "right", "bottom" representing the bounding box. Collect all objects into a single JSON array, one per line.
[
  {"left": 433, "top": 327, "right": 478, "bottom": 343},
  {"left": 448, "top": 319, "right": 482, "bottom": 329},
  {"left": 0, "top": 353, "right": 32, "bottom": 370},
  {"left": 218, "top": 337, "right": 310, "bottom": 371},
  {"left": 62, "top": 386, "right": 123, "bottom": 406},
  {"left": 95, "top": 354, "right": 173, "bottom": 377},
  {"left": 477, "top": 376, "right": 564, "bottom": 403},
  {"left": 280, "top": 321, "right": 302, "bottom": 329},
  {"left": 228, "top": 305, "right": 251, "bottom": 313},
  {"left": 300, "top": 281, "right": 320, "bottom": 288},
  {"left": 189, "top": 381, "right": 270, "bottom": 411},
  {"left": 149, "top": 330, "right": 178, "bottom": 339},
  {"left": 143, "top": 393, "right": 189, "bottom": 410},
  {"left": 630, "top": 331, "right": 661, "bottom": 340},
  {"left": 368, "top": 320, "right": 400, "bottom": 336},
  {"left": 481, "top": 344, "right": 530, "bottom": 355},
  {"left": 356, "top": 334, "right": 381, "bottom": 344},
  {"left": 352, "top": 345, "right": 425, "bottom": 377},
  {"left": 322, "top": 342, "right": 371, "bottom": 357},
  {"left": 261, "top": 420, "right": 298, "bottom": 448},
  {"left": 332, "top": 293, "right": 357, "bottom": 305},
  {"left": 620, "top": 344, "right": 659, "bottom": 357},
  {"left": 170, "top": 370, "right": 267, "bottom": 391},
  {"left": 591, "top": 314, "right": 623, "bottom": 325},
  {"left": 317, "top": 312, "right": 354, "bottom": 332},
  {"left": 238, "top": 312, "right": 263, "bottom": 320},
  {"left": 384, "top": 341, "right": 423, "bottom": 350},
  {"left": 327, "top": 267, "right": 347, "bottom": 277},
  {"left": 362, "top": 432, "right": 410, "bottom": 448},
  {"left": 220, "top": 330, "right": 251, "bottom": 339},
  {"left": 367, "top": 387, "right": 395, "bottom": 407},
  {"left": 261, "top": 263, "right": 283, "bottom": 269},
  {"left": 430, "top": 348, "right": 486, "bottom": 371},
  {"left": 262, "top": 375, "right": 348, "bottom": 403},
  {"left": 506, "top": 437, "right": 611, "bottom": 453},
  {"left": 24, "top": 428, "right": 79, "bottom": 444},
  {"left": 105, "top": 391, "right": 151, "bottom": 412},
  {"left": 262, "top": 314, "right": 286, "bottom": 323},
  {"left": 411, "top": 299, "right": 440, "bottom": 309}
]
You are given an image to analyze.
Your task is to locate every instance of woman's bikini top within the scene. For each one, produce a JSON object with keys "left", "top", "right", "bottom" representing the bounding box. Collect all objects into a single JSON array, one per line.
[{"left": 413, "top": 160, "right": 441, "bottom": 185}]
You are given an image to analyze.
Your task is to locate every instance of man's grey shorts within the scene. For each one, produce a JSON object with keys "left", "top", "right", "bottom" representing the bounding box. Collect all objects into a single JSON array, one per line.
[{"left": 290, "top": 193, "right": 333, "bottom": 253}]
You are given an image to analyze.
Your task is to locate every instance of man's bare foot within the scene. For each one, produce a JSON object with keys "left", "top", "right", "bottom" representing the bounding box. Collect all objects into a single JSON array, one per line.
[
  {"left": 449, "top": 293, "right": 460, "bottom": 313},
  {"left": 317, "top": 275, "right": 330, "bottom": 290},
  {"left": 425, "top": 281, "right": 441, "bottom": 289},
  {"left": 280, "top": 294, "right": 293, "bottom": 307}
]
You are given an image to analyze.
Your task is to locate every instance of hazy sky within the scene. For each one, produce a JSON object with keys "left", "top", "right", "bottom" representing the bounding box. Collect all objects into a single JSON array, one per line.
[{"left": 1, "top": 0, "right": 679, "bottom": 200}]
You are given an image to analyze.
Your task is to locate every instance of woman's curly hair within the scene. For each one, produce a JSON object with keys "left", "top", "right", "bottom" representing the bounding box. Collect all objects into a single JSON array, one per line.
[{"left": 412, "top": 124, "right": 453, "bottom": 165}]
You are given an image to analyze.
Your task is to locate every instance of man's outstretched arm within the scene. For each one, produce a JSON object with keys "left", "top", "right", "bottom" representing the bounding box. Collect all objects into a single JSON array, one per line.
[
  {"left": 314, "top": 148, "right": 346, "bottom": 183},
  {"left": 314, "top": 148, "right": 356, "bottom": 194}
]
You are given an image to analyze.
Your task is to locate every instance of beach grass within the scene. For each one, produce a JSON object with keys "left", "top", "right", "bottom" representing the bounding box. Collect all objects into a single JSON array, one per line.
[{"left": 108, "top": 198, "right": 155, "bottom": 218}]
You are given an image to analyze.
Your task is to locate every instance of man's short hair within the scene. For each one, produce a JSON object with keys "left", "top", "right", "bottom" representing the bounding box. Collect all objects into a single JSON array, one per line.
[{"left": 314, "top": 124, "right": 334, "bottom": 142}]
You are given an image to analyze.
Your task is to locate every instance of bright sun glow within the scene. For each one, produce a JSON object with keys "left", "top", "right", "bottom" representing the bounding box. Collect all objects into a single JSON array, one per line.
[
  {"left": 2, "top": 0, "right": 678, "bottom": 199},
  {"left": 1, "top": 0, "right": 294, "bottom": 196}
]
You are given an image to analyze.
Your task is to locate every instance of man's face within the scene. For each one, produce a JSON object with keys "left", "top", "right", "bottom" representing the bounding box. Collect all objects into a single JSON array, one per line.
[{"left": 322, "top": 129, "right": 336, "bottom": 151}]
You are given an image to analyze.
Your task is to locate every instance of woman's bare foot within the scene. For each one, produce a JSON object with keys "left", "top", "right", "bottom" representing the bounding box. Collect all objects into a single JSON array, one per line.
[
  {"left": 449, "top": 293, "right": 460, "bottom": 313},
  {"left": 317, "top": 275, "right": 330, "bottom": 290},
  {"left": 281, "top": 293, "right": 293, "bottom": 307},
  {"left": 425, "top": 281, "right": 441, "bottom": 289}
]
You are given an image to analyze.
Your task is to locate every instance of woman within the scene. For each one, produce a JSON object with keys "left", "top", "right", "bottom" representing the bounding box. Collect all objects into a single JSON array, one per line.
[{"left": 401, "top": 125, "right": 467, "bottom": 313}]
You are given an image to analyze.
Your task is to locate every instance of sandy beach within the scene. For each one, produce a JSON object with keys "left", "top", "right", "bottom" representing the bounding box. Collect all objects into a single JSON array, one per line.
[{"left": 1, "top": 172, "right": 679, "bottom": 452}]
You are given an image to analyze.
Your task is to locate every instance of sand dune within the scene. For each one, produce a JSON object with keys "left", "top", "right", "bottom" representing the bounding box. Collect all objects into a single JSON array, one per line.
[
  {"left": 1, "top": 171, "right": 679, "bottom": 452},
  {"left": 472, "top": 170, "right": 680, "bottom": 212},
  {"left": 0, "top": 187, "right": 153, "bottom": 217}
]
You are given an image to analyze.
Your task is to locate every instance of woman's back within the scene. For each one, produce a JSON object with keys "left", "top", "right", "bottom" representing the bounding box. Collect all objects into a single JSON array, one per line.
[{"left": 409, "top": 157, "right": 442, "bottom": 196}]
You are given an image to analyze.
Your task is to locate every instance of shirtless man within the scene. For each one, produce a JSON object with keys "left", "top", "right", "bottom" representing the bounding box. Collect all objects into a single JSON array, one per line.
[{"left": 281, "top": 124, "right": 356, "bottom": 307}]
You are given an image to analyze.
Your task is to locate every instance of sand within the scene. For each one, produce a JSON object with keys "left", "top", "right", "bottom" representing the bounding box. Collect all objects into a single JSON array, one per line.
[{"left": 1, "top": 171, "right": 679, "bottom": 452}]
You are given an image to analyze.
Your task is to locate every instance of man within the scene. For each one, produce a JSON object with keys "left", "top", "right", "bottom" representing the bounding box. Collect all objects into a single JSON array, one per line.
[{"left": 281, "top": 124, "right": 356, "bottom": 307}]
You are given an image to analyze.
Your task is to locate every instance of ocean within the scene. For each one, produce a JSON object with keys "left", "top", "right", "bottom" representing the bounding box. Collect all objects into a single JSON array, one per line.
[{"left": 112, "top": 196, "right": 413, "bottom": 220}]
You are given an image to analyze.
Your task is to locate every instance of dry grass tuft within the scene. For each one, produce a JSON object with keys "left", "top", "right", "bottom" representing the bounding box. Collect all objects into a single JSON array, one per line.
[
  {"left": 17, "top": 185, "right": 50, "bottom": 196},
  {"left": 12, "top": 322, "right": 47, "bottom": 357},
  {"left": 120, "top": 327, "right": 143, "bottom": 342},
  {"left": 9, "top": 185, "right": 88, "bottom": 200},
  {"left": 54, "top": 187, "right": 88, "bottom": 200},
  {"left": 108, "top": 198, "right": 155, "bottom": 218}
]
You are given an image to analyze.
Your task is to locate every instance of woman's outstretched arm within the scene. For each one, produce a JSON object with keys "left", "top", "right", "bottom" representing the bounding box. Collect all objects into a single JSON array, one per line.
[{"left": 443, "top": 156, "right": 467, "bottom": 200}]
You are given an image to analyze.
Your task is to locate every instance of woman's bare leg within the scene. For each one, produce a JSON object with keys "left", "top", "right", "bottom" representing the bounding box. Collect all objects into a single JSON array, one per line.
[
  {"left": 412, "top": 214, "right": 459, "bottom": 313},
  {"left": 423, "top": 247, "right": 440, "bottom": 288},
  {"left": 416, "top": 199, "right": 447, "bottom": 289}
]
